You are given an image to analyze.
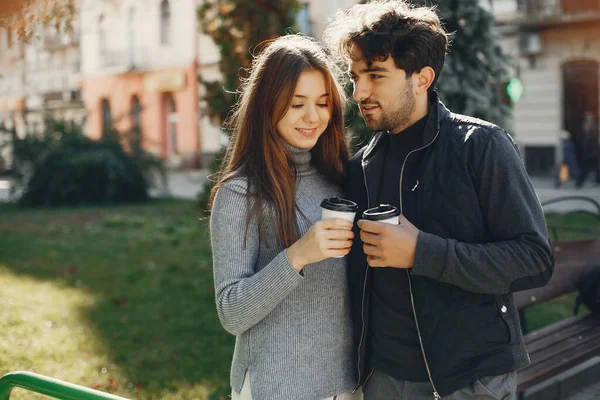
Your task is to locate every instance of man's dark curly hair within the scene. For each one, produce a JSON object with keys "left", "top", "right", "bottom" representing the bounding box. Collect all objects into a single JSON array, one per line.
[{"left": 323, "top": 0, "right": 450, "bottom": 90}]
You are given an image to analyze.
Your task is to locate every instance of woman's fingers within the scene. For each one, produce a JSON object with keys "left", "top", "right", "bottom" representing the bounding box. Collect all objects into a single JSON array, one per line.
[
  {"left": 326, "top": 239, "right": 353, "bottom": 249},
  {"left": 319, "top": 218, "right": 354, "bottom": 230}
]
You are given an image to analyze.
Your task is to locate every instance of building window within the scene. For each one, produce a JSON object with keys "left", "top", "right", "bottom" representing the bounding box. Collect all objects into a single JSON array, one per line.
[
  {"left": 525, "top": 146, "right": 555, "bottom": 176},
  {"left": 98, "top": 15, "right": 106, "bottom": 63},
  {"left": 101, "top": 99, "right": 112, "bottom": 135},
  {"left": 131, "top": 95, "right": 142, "bottom": 130},
  {"left": 166, "top": 94, "right": 178, "bottom": 155},
  {"left": 160, "top": 0, "right": 171, "bottom": 45},
  {"left": 127, "top": 7, "right": 136, "bottom": 67},
  {"left": 296, "top": 3, "right": 311, "bottom": 36}
]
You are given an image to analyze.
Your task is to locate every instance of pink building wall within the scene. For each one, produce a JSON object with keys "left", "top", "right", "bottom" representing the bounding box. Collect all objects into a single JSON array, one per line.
[{"left": 81, "top": 62, "right": 200, "bottom": 167}]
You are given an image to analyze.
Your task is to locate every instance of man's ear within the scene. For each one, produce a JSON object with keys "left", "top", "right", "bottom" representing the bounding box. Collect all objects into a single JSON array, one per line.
[{"left": 414, "top": 67, "right": 436, "bottom": 94}]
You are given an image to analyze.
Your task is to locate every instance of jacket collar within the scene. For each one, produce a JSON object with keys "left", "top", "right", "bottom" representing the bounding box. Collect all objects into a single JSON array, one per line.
[{"left": 362, "top": 91, "right": 450, "bottom": 163}]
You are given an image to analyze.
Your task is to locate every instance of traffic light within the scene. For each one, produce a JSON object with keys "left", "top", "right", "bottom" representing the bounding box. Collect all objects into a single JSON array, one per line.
[{"left": 506, "top": 78, "right": 524, "bottom": 103}]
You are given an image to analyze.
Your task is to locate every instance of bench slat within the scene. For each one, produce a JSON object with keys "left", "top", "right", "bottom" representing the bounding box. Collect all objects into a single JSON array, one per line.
[
  {"left": 517, "top": 332, "right": 600, "bottom": 391},
  {"left": 525, "top": 314, "right": 599, "bottom": 353},
  {"left": 525, "top": 324, "right": 600, "bottom": 367}
]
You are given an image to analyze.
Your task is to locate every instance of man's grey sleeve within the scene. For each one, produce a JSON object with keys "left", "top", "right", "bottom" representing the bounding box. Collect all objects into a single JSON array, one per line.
[{"left": 412, "top": 129, "right": 554, "bottom": 294}]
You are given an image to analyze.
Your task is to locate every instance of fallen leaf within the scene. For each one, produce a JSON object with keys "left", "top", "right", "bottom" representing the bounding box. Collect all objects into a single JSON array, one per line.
[{"left": 112, "top": 297, "right": 128, "bottom": 307}]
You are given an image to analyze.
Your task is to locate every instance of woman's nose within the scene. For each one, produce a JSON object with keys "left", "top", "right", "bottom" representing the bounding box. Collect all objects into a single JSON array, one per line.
[{"left": 304, "top": 105, "right": 319, "bottom": 122}]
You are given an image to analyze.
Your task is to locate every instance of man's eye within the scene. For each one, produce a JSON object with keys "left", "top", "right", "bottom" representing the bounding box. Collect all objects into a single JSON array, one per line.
[
  {"left": 371, "top": 74, "right": 382, "bottom": 79},
  {"left": 349, "top": 76, "right": 357, "bottom": 82}
]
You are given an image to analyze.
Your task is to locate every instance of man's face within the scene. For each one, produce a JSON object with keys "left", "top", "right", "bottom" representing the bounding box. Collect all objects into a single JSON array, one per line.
[{"left": 349, "top": 55, "right": 416, "bottom": 134}]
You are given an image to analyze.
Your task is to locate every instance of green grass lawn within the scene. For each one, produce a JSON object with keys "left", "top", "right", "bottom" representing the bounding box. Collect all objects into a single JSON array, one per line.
[
  {"left": 0, "top": 200, "right": 598, "bottom": 399},
  {"left": 0, "top": 199, "right": 232, "bottom": 400}
]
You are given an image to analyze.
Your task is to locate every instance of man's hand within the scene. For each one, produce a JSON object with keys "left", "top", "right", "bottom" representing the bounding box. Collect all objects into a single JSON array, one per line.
[{"left": 357, "top": 214, "right": 420, "bottom": 268}]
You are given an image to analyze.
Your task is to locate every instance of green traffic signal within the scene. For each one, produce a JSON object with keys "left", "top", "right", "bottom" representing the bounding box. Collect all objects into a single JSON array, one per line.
[{"left": 506, "top": 78, "right": 524, "bottom": 102}]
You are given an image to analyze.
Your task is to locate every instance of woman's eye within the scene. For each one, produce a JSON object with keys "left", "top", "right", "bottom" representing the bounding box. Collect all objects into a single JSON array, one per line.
[
  {"left": 291, "top": 104, "right": 304, "bottom": 109},
  {"left": 317, "top": 103, "right": 329, "bottom": 108}
]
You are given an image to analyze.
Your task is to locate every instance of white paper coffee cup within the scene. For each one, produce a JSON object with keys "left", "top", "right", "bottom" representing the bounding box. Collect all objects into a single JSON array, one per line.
[
  {"left": 320, "top": 196, "right": 358, "bottom": 223},
  {"left": 320, "top": 196, "right": 358, "bottom": 258},
  {"left": 362, "top": 204, "right": 400, "bottom": 225}
]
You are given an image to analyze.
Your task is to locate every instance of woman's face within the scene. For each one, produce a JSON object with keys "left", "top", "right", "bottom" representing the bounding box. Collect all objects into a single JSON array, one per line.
[{"left": 276, "top": 70, "right": 331, "bottom": 150}]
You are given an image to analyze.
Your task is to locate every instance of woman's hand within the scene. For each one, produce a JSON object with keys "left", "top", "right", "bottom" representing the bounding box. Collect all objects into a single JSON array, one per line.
[{"left": 286, "top": 219, "right": 354, "bottom": 272}]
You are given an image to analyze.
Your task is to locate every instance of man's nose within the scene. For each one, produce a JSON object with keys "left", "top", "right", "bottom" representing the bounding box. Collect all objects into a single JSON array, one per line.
[{"left": 353, "top": 81, "right": 370, "bottom": 102}]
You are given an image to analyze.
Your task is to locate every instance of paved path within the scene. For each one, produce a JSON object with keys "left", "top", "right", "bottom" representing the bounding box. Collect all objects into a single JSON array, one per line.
[
  {"left": 149, "top": 169, "right": 210, "bottom": 200},
  {"left": 159, "top": 173, "right": 600, "bottom": 211},
  {"left": 2, "top": 171, "right": 600, "bottom": 208},
  {"left": 0, "top": 169, "right": 212, "bottom": 204},
  {"left": 530, "top": 177, "right": 600, "bottom": 213},
  {"left": 566, "top": 380, "right": 600, "bottom": 400}
]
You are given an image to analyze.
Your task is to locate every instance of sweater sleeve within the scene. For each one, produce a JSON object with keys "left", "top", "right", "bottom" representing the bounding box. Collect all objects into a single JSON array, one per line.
[
  {"left": 210, "top": 180, "right": 304, "bottom": 336},
  {"left": 411, "top": 129, "right": 554, "bottom": 294}
]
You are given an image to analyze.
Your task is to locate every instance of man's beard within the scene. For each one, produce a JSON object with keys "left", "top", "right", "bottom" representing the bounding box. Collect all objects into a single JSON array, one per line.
[{"left": 361, "top": 80, "right": 416, "bottom": 133}]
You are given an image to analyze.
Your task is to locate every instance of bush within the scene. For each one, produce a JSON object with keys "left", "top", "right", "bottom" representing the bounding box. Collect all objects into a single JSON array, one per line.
[{"left": 13, "top": 119, "right": 165, "bottom": 207}]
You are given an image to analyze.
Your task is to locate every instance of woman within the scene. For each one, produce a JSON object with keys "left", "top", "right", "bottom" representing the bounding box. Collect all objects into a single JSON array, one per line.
[{"left": 209, "top": 35, "right": 357, "bottom": 400}]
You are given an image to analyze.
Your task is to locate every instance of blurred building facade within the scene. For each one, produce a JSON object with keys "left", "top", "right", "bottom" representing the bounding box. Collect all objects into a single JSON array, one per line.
[
  {"left": 490, "top": 0, "right": 600, "bottom": 175},
  {"left": 24, "top": 21, "right": 85, "bottom": 136},
  {"left": 0, "top": 28, "right": 26, "bottom": 171},
  {"left": 77, "top": 0, "right": 361, "bottom": 168},
  {"left": 80, "top": 0, "right": 200, "bottom": 168},
  {"left": 1, "top": 0, "right": 361, "bottom": 170}
]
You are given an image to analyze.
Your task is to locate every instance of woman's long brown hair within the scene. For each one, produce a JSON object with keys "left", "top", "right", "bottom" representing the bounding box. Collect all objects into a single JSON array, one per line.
[{"left": 209, "top": 35, "right": 349, "bottom": 248}]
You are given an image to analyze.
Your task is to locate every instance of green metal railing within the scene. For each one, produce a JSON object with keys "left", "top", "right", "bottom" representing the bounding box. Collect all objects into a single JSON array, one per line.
[{"left": 0, "top": 371, "right": 130, "bottom": 400}]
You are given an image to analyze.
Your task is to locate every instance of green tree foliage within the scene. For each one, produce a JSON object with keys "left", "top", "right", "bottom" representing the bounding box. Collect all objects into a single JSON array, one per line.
[
  {"left": 12, "top": 119, "right": 165, "bottom": 207},
  {"left": 196, "top": 0, "right": 301, "bottom": 213},
  {"left": 414, "top": 0, "right": 512, "bottom": 126},
  {"left": 197, "top": 0, "right": 301, "bottom": 122}
]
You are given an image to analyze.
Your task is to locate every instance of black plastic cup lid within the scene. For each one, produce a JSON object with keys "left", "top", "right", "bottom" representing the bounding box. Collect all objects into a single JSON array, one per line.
[
  {"left": 362, "top": 204, "right": 400, "bottom": 221},
  {"left": 320, "top": 196, "right": 358, "bottom": 212}
]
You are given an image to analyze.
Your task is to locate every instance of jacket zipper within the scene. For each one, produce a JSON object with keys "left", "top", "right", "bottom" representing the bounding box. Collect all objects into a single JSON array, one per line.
[
  {"left": 352, "top": 161, "right": 372, "bottom": 393},
  {"left": 400, "top": 129, "right": 441, "bottom": 399}
]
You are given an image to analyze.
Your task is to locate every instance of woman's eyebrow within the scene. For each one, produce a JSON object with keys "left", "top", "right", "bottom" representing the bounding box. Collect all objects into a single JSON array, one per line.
[{"left": 293, "top": 93, "right": 330, "bottom": 98}]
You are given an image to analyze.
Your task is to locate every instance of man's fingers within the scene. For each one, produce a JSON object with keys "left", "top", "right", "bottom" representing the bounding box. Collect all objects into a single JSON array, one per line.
[
  {"left": 360, "top": 230, "right": 379, "bottom": 245},
  {"left": 367, "top": 255, "right": 384, "bottom": 267},
  {"left": 357, "top": 219, "right": 385, "bottom": 233},
  {"left": 363, "top": 243, "right": 381, "bottom": 257}
]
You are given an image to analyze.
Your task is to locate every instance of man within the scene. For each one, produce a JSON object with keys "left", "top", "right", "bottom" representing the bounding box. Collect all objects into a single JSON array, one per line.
[{"left": 323, "top": 1, "right": 554, "bottom": 399}]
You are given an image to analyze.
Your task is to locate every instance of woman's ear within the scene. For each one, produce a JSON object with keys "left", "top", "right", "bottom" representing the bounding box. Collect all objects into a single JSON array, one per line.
[{"left": 415, "top": 67, "right": 436, "bottom": 94}]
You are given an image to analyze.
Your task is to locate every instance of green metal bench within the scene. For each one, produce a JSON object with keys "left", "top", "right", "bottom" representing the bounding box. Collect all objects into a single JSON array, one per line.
[{"left": 0, "top": 371, "right": 130, "bottom": 400}]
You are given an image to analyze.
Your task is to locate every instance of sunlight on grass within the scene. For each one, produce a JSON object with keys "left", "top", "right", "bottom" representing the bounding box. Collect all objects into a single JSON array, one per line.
[
  {"left": 0, "top": 200, "right": 231, "bottom": 400},
  {"left": 0, "top": 266, "right": 119, "bottom": 398}
]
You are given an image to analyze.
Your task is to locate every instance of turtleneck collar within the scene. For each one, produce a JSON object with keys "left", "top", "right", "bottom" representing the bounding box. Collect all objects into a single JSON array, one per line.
[{"left": 286, "top": 144, "right": 316, "bottom": 176}]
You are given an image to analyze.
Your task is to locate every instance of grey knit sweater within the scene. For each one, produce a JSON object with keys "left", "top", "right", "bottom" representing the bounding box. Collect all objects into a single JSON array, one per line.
[{"left": 210, "top": 146, "right": 355, "bottom": 400}]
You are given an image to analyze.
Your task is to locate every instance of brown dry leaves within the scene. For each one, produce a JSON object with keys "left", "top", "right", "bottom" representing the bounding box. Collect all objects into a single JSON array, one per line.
[{"left": 0, "top": 0, "right": 76, "bottom": 42}]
